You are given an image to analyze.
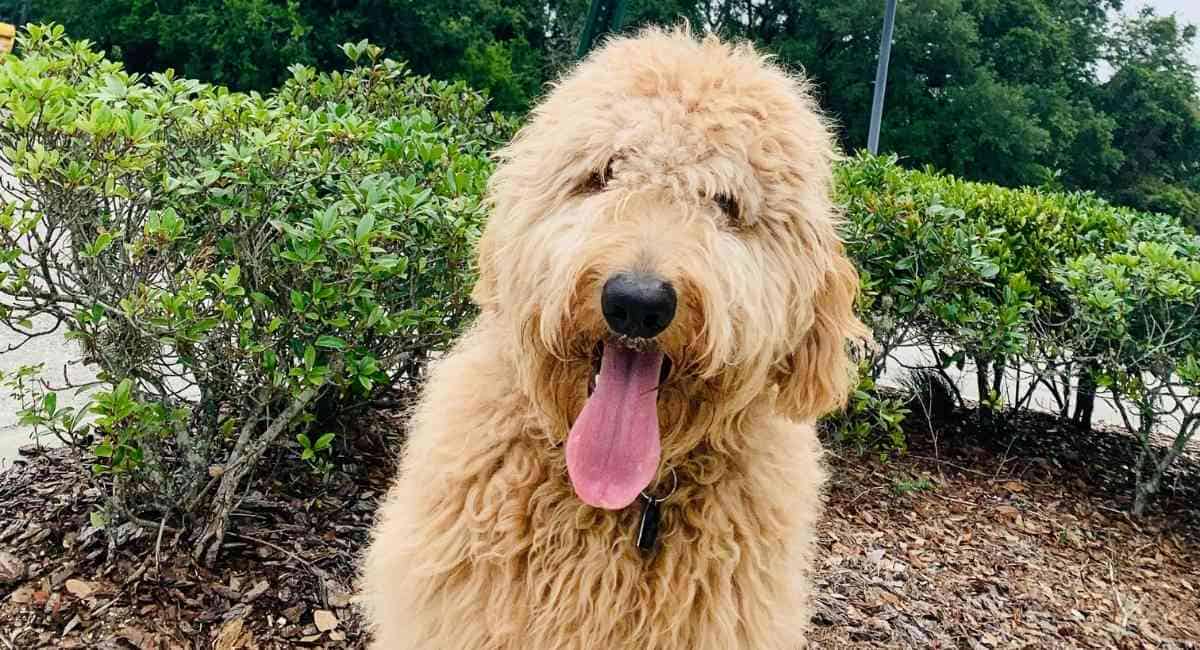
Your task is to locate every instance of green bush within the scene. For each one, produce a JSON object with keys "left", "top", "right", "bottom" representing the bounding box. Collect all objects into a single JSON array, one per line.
[
  {"left": 822, "top": 362, "right": 910, "bottom": 459},
  {"left": 837, "top": 153, "right": 1200, "bottom": 514},
  {"left": 1056, "top": 215, "right": 1200, "bottom": 514},
  {"left": 839, "top": 153, "right": 1125, "bottom": 415},
  {"left": 1, "top": 23, "right": 1194, "bottom": 548},
  {"left": 0, "top": 25, "right": 513, "bottom": 562}
]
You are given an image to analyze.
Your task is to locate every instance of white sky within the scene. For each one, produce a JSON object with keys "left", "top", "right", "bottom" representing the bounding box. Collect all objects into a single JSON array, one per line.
[{"left": 1137, "top": 0, "right": 1200, "bottom": 70}]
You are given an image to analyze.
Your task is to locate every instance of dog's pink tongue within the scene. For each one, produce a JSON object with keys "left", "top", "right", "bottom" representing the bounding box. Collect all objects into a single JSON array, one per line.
[{"left": 566, "top": 343, "right": 663, "bottom": 510}]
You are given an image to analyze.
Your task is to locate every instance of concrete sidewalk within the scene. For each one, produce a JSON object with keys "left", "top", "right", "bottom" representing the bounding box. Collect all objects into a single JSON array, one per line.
[{"left": 0, "top": 314, "right": 98, "bottom": 465}]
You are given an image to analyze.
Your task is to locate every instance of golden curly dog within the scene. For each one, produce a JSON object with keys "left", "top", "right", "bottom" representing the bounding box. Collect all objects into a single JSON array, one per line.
[{"left": 359, "top": 25, "right": 866, "bottom": 649}]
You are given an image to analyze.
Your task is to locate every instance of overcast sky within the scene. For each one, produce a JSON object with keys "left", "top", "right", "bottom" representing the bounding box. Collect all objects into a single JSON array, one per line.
[{"left": 1137, "top": 0, "right": 1199, "bottom": 70}]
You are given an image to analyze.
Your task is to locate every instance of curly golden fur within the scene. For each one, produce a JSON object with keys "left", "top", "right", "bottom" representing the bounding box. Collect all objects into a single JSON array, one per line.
[{"left": 359, "top": 25, "right": 867, "bottom": 649}]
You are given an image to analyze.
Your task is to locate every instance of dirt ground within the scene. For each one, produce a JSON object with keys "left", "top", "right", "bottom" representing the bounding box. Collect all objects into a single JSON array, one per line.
[
  {"left": 809, "top": 413, "right": 1200, "bottom": 649},
  {"left": 0, "top": 405, "right": 1197, "bottom": 649}
]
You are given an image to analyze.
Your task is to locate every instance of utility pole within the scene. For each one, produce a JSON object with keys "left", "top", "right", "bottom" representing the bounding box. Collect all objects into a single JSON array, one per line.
[
  {"left": 867, "top": 0, "right": 898, "bottom": 155},
  {"left": 576, "top": 0, "right": 627, "bottom": 59}
]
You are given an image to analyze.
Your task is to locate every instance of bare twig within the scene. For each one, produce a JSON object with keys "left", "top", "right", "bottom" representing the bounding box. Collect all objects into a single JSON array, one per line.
[
  {"left": 87, "top": 557, "right": 151, "bottom": 619},
  {"left": 194, "top": 364, "right": 341, "bottom": 566},
  {"left": 931, "top": 492, "right": 978, "bottom": 508},
  {"left": 153, "top": 513, "right": 168, "bottom": 577},
  {"left": 228, "top": 532, "right": 318, "bottom": 573},
  {"left": 909, "top": 454, "right": 995, "bottom": 479}
]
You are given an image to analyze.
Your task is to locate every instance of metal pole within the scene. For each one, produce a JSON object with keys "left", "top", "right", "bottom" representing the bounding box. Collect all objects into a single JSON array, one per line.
[
  {"left": 867, "top": 0, "right": 898, "bottom": 154},
  {"left": 576, "top": 0, "right": 628, "bottom": 59}
]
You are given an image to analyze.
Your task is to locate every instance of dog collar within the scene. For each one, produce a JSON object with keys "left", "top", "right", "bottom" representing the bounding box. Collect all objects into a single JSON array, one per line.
[{"left": 634, "top": 468, "right": 677, "bottom": 553}]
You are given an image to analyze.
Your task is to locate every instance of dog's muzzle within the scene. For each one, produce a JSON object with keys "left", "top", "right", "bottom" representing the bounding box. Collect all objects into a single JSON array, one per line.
[{"left": 564, "top": 271, "right": 679, "bottom": 511}]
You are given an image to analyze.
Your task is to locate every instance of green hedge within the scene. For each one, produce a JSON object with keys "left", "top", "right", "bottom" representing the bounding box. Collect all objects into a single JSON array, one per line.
[
  {"left": 838, "top": 153, "right": 1200, "bottom": 514},
  {"left": 0, "top": 26, "right": 513, "bottom": 562},
  {"left": 0, "top": 23, "right": 1193, "bottom": 549}
]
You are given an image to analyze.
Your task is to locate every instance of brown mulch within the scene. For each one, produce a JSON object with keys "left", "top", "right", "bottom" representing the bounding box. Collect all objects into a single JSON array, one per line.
[
  {"left": 0, "top": 404, "right": 402, "bottom": 649},
  {"left": 810, "top": 407, "right": 1200, "bottom": 649},
  {"left": 1, "top": 406, "right": 1198, "bottom": 648}
]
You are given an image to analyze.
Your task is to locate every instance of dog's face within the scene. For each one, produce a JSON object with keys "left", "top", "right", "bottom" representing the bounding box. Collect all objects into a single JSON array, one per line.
[{"left": 473, "top": 28, "right": 865, "bottom": 509}]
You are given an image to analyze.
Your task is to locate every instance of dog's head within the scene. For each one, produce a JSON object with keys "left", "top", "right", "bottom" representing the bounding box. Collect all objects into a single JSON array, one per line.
[{"left": 472, "top": 27, "right": 866, "bottom": 509}]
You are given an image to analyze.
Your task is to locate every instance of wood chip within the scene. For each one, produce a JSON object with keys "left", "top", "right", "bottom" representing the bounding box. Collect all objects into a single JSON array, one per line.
[
  {"left": 215, "top": 617, "right": 250, "bottom": 650},
  {"left": 242, "top": 579, "right": 269, "bottom": 603},
  {"left": 0, "top": 550, "right": 25, "bottom": 584},
  {"left": 282, "top": 603, "right": 306, "bottom": 624},
  {"left": 327, "top": 589, "right": 352, "bottom": 608},
  {"left": 64, "top": 579, "right": 96, "bottom": 599},
  {"left": 9, "top": 584, "right": 35, "bottom": 604},
  {"left": 313, "top": 609, "right": 339, "bottom": 632},
  {"left": 118, "top": 626, "right": 153, "bottom": 647}
]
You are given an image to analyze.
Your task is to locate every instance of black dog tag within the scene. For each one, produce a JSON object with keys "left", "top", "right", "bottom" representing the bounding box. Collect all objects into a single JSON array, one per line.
[{"left": 635, "top": 495, "right": 660, "bottom": 553}]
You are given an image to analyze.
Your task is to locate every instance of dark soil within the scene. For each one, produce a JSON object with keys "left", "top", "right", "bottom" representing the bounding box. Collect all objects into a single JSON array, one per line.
[{"left": 1, "top": 403, "right": 1197, "bottom": 649}]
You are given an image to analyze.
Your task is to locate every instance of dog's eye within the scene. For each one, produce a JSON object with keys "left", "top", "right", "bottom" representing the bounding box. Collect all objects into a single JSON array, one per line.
[
  {"left": 583, "top": 160, "right": 615, "bottom": 193},
  {"left": 715, "top": 193, "right": 741, "bottom": 224}
]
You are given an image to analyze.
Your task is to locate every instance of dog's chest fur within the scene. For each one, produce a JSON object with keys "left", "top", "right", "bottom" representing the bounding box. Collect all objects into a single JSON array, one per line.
[
  {"left": 361, "top": 332, "right": 826, "bottom": 649},
  {"left": 419, "top": 441, "right": 818, "bottom": 649}
]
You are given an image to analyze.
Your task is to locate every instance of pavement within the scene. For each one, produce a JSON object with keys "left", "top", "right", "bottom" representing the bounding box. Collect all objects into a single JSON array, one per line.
[{"left": 0, "top": 314, "right": 98, "bottom": 466}]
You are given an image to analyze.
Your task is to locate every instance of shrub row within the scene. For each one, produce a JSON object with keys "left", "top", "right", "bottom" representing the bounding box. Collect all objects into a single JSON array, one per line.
[
  {"left": 835, "top": 153, "right": 1200, "bottom": 514},
  {"left": 0, "top": 26, "right": 513, "bottom": 562},
  {"left": 0, "top": 26, "right": 1193, "bottom": 556}
]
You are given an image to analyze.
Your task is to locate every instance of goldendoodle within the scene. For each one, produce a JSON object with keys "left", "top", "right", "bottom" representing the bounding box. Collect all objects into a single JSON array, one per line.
[{"left": 359, "top": 25, "right": 866, "bottom": 649}]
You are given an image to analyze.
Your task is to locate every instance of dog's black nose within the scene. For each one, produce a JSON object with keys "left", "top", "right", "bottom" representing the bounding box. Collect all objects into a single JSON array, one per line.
[{"left": 601, "top": 272, "right": 677, "bottom": 339}]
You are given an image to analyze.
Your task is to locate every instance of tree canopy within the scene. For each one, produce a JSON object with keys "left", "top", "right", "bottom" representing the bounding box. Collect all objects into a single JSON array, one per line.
[{"left": 4, "top": 0, "right": 1198, "bottom": 227}]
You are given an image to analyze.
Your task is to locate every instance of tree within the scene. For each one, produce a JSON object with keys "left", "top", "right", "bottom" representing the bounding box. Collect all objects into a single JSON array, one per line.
[
  {"left": 15, "top": 0, "right": 1200, "bottom": 223},
  {"left": 13, "top": 1, "right": 313, "bottom": 91},
  {"left": 296, "top": 0, "right": 559, "bottom": 112},
  {"left": 20, "top": 0, "right": 561, "bottom": 113},
  {"left": 1099, "top": 8, "right": 1200, "bottom": 229},
  {"left": 614, "top": 1, "right": 1199, "bottom": 226},
  {"left": 0, "top": 0, "right": 33, "bottom": 26}
]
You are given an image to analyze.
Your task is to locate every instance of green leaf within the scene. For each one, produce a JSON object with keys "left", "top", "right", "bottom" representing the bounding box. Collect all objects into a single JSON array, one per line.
[
  {"left": 366, "top": 306, "right": 384, "bottom": 328},
  {"left": 356, "top": 213, "right": 376, "bottom": 243},
  {"left": 85, "top": 232, "right": 114, "bottom": 257},
  {"left": 290, "top": 290, "right": 306, "bottom": 312},
  {"left": 315, "top": 335, "right": 346, "bottom": 350},
  {"left": 314, "top": 432, "right": 335, "bottom": 451}
]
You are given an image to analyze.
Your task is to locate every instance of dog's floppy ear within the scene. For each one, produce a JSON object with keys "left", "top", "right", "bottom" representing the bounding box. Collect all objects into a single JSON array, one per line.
[{"left": 775, "top": 246, "right": 868, "bottom": 421}]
